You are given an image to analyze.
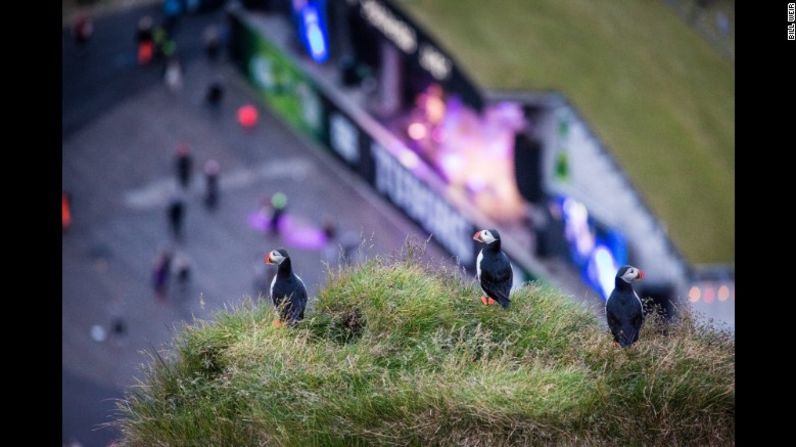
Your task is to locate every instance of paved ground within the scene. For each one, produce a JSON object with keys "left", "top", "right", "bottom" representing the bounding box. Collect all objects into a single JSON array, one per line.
[{"left": 62, "top": 5, "right": 453, "bottom": 446}]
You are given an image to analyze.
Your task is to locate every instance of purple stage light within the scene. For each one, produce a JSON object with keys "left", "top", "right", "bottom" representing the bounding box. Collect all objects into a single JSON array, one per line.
[
  {"left": 279, "top": 215, "right": 328, "bottom": 250},
  {"left": 248, "top": 211, "right": 328, "bottom": 250}
]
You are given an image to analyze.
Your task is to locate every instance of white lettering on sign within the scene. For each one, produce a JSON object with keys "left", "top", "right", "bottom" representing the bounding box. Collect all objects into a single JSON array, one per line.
[
  {"left": 250, "top": 56, "right": 274, "bottom": 90},
  {"left": 371, "top": 142, "right": 474, "bottom": 264},
  {"left": 330, "top": 113, "right": 359, "bottom": 163},
  {"left": 419, "top": 43, "right": 451, "bottom": 80},
  {"left": 359, "top": 0, "right": 417, "bottom": 54}
]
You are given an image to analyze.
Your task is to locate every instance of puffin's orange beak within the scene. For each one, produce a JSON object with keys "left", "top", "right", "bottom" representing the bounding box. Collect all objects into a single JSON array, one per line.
[
  {"left": 264, "top": 253, "right": 272, "bottom": 264},
  {"left": 638, "top": 270, "right": 645, "bottom": 280},
  {"left": 473, "top": 231, "right": 481, "bottom": 242}
]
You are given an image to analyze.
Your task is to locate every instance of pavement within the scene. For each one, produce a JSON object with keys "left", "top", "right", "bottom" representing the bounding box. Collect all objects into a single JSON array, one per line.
[{"left": 62, "top": 4, "right": 453, "bottom": 445}]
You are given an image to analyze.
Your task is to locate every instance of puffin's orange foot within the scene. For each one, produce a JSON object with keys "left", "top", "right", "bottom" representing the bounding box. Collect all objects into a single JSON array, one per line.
[
  {"left": 272, "top": 319, "right": 286, "bottom": 328},
  {"left": 480, "top": 296, "right": 497, "bottom": 305}
]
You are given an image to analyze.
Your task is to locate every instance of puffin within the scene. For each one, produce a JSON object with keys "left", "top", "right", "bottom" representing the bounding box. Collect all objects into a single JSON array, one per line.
[
  {"left": 264, "top": 248, "right": 308, "bottom": 328},
  {"left": 473, "top": 229, "right": 512, "bottom": 308},
  {"left": 605, "top": 265, "right": 645, "bottom": 347}
]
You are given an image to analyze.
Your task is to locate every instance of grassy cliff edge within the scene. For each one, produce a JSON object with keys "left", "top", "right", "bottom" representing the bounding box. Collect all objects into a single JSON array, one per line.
[{"left": 115, "top": 254, "right": 734, "bottom": 446}]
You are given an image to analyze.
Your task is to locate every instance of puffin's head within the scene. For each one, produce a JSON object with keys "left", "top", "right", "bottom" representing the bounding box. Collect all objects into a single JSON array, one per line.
[
  {"left": 264, "top": 248, "right": 289, "bottom": 265},
  {"left": 473, "top": 229, "right": 500, "bottom": 245},
  {"left": 617, "top": 265, "right": 645, "bottom": 283}
]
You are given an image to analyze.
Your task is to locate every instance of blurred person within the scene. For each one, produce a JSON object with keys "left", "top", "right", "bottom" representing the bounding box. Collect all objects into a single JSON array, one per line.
[
  {"left": 110, "top": 316, "right": 126, "bottom": 338},
  {"left": 322, "top": 217, "right": 337, "bottom": 241},
  {"left": 205, "top": 80, "right": 224, "bottom": 107},
  {"left": 321, "top": 216, "right": 339, "bottom": 264},
  {"left": 109, "top": 297, "right": 127, "bottom": 344},
  {"left": 173, "top": 251, "right": 192, "bottom": 291},
  {"left": 73, "top": 14, "right": 93, "bottom": 46},
  {"left": 164, "top": 58, "right": 183, "bottom": 93},
  {"left": 152, "top": 24, "right": 168, "bottom": 60},
  {"left": 150, "top": 22, "right": 176, "bottom": 62},
  {"left": 167, "top": 195, "right": 186, "bottom": 241},
  {"left": 152, "top": 250, "right": 173, "bottom": 301},
  {"left": 340, "top": 232, "right": 361, "bottom": 266},
  {"left": 203, "top": 159, "right": 220, "bottom": 210},
  {"left": 175, "top": 144, "right": 193, "bottom": 189},
  {"left": 267, "top": 192, "right": 288, "bottom": 235},
  {"left": 161, "top": 38, "right": 177, "bottom": 61},
  {"left": 136, "top": 16, "right": 154, "bottom": 65},
  {"left": 203, "top": 24, "right": 221, "bottom": 60},
  {"left": 163, "top": 0, "right": 182, "bottom": 35}
]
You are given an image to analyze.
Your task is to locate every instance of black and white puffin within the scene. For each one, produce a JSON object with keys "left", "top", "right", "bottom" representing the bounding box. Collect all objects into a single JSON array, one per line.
[
  {"left": 473, "top": 229, "right": 512, "bottom": 308},
  {"left": 264, "top": 248, "right": 308, "bottom": 328},
  {"left": 606, "top": 265, "right": 645, "bottom": 347}
]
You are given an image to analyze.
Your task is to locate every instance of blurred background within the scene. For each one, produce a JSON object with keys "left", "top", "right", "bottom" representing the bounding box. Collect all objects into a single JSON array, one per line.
[{"left": 62, "top": 0, "right": 734, "bottom": 445}]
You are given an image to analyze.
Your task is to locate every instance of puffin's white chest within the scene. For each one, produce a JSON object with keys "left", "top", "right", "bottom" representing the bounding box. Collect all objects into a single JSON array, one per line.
[
  {"left": 476, "top": 250, "right": 483, "bottom": 281},
  {"left": 271, "top": 274, "right": 306, "bottom": 299}
]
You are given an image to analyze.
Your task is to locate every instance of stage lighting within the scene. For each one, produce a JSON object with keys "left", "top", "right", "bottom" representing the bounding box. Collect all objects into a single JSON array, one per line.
[{"left": 688, "top": 286, "right": 701, "bottom": 303}]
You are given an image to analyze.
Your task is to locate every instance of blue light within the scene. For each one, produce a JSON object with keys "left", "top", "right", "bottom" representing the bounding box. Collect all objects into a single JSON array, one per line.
[
  {"left": 295, "top": 1, "right": 329, "bottom": 63},
  {"left": 556, "top": 194, "right": 629, "bottom": 300},
  {"left": 591, "top": 245, "right": 618, "bottom": 299},
  {"left": 305, "top": 9, "right": 327, "bottom": 61},
  {"left": 163, "top": 0, "right": 181, "bottom": 16}
]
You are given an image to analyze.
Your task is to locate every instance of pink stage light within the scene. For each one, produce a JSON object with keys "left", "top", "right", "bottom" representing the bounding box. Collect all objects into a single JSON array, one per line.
[
  {"left": 688, "top": 286, "right": 701, "bottom": 303},
  {"left": 426, "top": 96, "right": 445, "bottom": 123},
  {"left": 703, "top": 286, "right": 715, "bottom": 304},
  {"left": 718, "top": 285, "right": 730, "bottom": 302},
  {"left": 407, "top": 122, "right": 427, "bottom": 140}
]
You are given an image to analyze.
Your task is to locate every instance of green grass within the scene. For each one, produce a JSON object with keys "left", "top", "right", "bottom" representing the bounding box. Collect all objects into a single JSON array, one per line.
[
  {"left": 401, "top": 0, "right": 734, "bottom": 264},
  {"left": 114, "top": 249, "right": 734, "bottom": 445}
]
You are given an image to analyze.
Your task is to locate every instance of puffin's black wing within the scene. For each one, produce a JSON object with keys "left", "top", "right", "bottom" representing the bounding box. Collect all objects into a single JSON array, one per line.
[
  {"left": 605, "top": 302, "right": 622, "bottom": 344},
  {"left": 272, "top": 275, "right": 308, "bottom": 324},
  {"left": 606, "top": 290, "right": 644, "bottom": 347},
  {"left": 480, "top": 254, "right": 513, "bottom": 308},
  {"left": 285, "top": 276, "right": 308, "bottom": 324},
  {"left": 630, "top": 302, "right": 644, "bottom": 344}
]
